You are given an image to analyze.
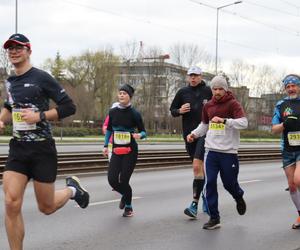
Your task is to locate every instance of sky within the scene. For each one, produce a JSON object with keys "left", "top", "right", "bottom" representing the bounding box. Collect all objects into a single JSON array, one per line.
[{"left": 0, "top": 0, "right": 300, "bottom": 73}]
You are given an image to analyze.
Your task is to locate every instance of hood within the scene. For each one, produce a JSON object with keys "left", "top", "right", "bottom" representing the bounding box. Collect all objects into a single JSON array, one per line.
[{"left": 212, "top": 91, "right": 235, "bottom": 104}]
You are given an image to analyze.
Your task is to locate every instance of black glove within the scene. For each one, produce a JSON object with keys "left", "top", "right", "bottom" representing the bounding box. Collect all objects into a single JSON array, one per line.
[{"left": 283, "top": 116, "right": 300, "bottom": 131}]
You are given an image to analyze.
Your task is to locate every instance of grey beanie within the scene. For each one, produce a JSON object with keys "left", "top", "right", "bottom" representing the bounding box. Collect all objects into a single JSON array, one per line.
[{"left": 210, "top": 76, "right": 228, "bottom": 91}]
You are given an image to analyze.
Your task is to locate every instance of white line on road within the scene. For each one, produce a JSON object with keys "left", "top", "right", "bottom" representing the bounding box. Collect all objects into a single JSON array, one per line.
[
  {"left": 86, "top": 196, "right": 143, "bottom": 207},
  {"left": 240, "top": 179, "right": 262, "bottom": 184}
]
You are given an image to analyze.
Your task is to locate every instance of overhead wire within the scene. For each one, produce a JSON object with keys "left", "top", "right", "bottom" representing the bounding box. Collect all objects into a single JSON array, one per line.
[
  {"left": 279, "top": 0, "right": 300, "bottom": 9},
  {"left": 191, "top": 0, "right": 300, "bottom": 36},
  {"left": 60, "top": 0, "right": 297, "bottom": 57},
  {"left": 243, "top": 0, "right": 300, "bottom": 17}
]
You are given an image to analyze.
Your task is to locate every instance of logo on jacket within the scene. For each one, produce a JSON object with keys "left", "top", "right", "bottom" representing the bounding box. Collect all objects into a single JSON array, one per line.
[{"left": 283, "top": 107, "right": 293, "bottom": 117}]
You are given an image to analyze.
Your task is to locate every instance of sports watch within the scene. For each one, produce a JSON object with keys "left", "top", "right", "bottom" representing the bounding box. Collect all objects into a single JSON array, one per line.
[{"left": 39, "top": 111, "right": 46, "bottom": 122}]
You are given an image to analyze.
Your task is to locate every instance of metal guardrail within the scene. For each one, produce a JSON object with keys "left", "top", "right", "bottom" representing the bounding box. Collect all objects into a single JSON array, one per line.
[{"left": 0, "top": 148, "right": 281, "bottom": 179}]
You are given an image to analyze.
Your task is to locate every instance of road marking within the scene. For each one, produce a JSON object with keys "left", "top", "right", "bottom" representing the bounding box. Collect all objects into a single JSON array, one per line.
[
  {"left": 240, "top": 179, "right": 262, "bottom": 184},
  {"left": 85, "top": 196, "right": 143, "bottom": 207}
]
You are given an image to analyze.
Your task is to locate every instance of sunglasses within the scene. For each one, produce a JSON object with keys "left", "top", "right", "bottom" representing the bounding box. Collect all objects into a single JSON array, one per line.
[{"left": 7, "top": 45, "right": 28, "bottom": 52}]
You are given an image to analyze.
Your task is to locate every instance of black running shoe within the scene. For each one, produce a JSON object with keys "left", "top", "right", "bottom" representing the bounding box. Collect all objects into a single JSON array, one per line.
[
  {"left": 123, "top": 207, "right": 133, "bottom": 217},
  {"left": 236, "top": 197, "right": 246, "bottom": 215},
  {"left": 119, "top": 196, "right": 125, "bottom": 210},
  {"left": 66, "top": 176, "right": 89, "bottom": 208},
  {"left": 203, "top": 218, "right": 221, "bottom": 230}
]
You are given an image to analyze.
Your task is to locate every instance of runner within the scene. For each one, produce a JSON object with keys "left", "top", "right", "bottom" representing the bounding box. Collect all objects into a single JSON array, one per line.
[
  {"left": 272, "top": 74, "right": 300, "bottom": 229},
  {"left": 170, "top": 66, "right": 212, "bottom": 218},
  {"left": 0, "top": 33, "right": 89, "bottom": 250},
  {"left": 102, "top": 84, "right": 146, "bottom": 217},
  {"left": 187, "top": 75, "right": 247, "bottom": 229}
]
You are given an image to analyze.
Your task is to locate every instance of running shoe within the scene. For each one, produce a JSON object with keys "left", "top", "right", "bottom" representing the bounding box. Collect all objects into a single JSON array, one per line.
[
  {"left": 123, "top": 207, "right": 133, "bottom": 217},
  {"left": 203, "top": 218, "right": 221, "bottom": 230},
  {"left": 236, "top": 197, "right": 246, "bottom": 215},
  {"left": 184, "top": 201, "right": 198, "bottom": 218},
  {"left": 292, "top": 216, "right": 300, "bottom": 229},
  {"left": 66, "top": 176, "right": 90, "bottom": 208},
  {"left": 119, "top": 196, "right": 125, "bottom": 210}
]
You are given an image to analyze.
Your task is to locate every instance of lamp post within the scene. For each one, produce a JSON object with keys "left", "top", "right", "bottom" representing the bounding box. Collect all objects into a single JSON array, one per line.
[
  {"left": 215, "top": 1, "right": 242, "bottom": 75},
  {"left": 15, "top": 0, "right": 18, "bottom": 33}
]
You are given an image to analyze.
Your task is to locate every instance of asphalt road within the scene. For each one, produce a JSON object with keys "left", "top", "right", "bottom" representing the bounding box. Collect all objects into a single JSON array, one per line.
[{"left": 0, "top": 161, "right": 299, "bottom": 250}]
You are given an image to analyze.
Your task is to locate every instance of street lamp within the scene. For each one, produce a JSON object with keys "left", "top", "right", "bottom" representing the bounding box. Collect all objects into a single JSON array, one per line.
[
  {"left": 15, "top": 0, "right": 18, "bottom": 33},
  {"left": 215, "top": 1, "right": 242, "bottom": 74}
]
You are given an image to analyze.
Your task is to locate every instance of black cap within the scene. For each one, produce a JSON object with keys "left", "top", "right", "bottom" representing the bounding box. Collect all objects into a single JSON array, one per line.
[
  {"left": 3, "top": 33, "right": 31, "bottom": 49},
  {"left": 119, "top": 84, "right": 135, "bottom": 98}
]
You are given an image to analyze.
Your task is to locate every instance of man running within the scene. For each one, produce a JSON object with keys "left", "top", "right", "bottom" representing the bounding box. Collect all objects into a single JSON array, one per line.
[
  {"left": 170, "top": 66, "right": 212, "bottom": 218},
  {"left": 272, "top": 74, "right": 300, "bottom": 229},
  {"left": 0, "top": 33, "right": 89, "bottom": 250},
  {"left": 187, "top": 75, "right": 247, "bottom": 229}
]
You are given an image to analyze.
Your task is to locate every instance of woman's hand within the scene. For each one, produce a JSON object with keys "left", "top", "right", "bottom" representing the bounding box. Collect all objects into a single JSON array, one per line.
[
  {"left": 102, "top": 147, "right": 108, "bottom": 157},
  {"left": 132, "top": 133, "right": 141, "bottom": 139}
]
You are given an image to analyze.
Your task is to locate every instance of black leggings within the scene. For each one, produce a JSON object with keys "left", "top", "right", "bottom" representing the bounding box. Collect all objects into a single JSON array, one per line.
[{"left": 107, "top": 144, "right": 138, "bottom": 205}]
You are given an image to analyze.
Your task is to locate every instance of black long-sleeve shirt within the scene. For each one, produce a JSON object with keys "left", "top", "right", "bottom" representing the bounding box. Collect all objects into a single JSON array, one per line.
[
  {"left": 104, "top": 105, "right": 146, "bottom": 147},
  {"left": 170, "top": 81, "right": 212, "bottom": 137},
  {"left": 4, "top": 67, "right": 76, "bottom": 141}
]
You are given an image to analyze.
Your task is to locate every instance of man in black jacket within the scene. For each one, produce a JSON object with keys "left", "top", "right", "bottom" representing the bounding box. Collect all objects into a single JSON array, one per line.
[{"left": 170, "top": 66, "right": 212, "bottom": 218}]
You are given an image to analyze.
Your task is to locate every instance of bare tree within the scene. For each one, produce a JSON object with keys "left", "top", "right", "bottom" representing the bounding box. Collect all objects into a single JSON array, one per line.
[
  {"left": 119, "top": 40, "right": 140, "bottom": 62},
  {"left": 169, "top": 43, "right": 213, "bottom": 70},
  {"left": 230, "top": 59, "right": 285, "bottom": 96},
  {"left": 0, "top": 48, "right": 11, "bottom": 74}
]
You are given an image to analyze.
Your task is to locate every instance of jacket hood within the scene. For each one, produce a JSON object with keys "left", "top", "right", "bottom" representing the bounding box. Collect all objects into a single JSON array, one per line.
[{"left": 212, "top": 91, "right": 235, "bottom": 104}]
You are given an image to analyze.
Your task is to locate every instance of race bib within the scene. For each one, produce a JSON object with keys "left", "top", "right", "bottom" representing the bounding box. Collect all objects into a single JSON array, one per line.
[
  {"left": 288, "top": 131, "right": 300, "bottom": 146},
  {"left": 114, "top": 131, "right": 131, "bottom": 145},
  {"left": 209, "top": 122, "right": 225, "bottom": 136},
  {"left": 12, "top": 108, "right": 36, "bottom": 131}
]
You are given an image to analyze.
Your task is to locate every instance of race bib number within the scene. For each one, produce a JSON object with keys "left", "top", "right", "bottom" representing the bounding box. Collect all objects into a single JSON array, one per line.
[
  {"left": 114, "top": 131, "right": 131, "bottom": 145},
  {"left": 288, "top": 131, "right": 300, "bottom": 146},
  {"left": 209, "top": 122, "right": 225, "bottom": 136},
  {"left": 12, "top": 108, "right": 36, "bottom": 131}
]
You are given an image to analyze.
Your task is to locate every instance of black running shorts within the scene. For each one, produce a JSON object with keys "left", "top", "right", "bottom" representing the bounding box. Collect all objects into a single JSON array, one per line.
[
  {"left": 5, "top": 138, "right": 58, "bottom": 183},
  {"left": 185, "top": 135, "right": 205, "bottom": 161}
]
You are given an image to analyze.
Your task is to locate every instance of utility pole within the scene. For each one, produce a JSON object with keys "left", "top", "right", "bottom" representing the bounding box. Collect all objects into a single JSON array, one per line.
[{"left": 15, "top": 0, "right": 18, "bottom": 33}]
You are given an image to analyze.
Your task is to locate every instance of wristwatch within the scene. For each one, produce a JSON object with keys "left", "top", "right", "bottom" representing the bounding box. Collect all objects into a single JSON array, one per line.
[
  {"left": 39, "top": 111, "right": 46, "bottom": 122},
  {"left": 223, "top": 119, "right": 227, "bottom": 124}
]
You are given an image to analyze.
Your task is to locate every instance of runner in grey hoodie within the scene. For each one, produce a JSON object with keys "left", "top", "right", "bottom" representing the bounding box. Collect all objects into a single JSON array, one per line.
[{"left": 187, "top": 75, "right": 248, "bottom": 230}]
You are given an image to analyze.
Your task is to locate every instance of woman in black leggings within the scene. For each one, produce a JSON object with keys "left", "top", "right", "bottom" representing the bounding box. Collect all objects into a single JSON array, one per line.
[{"left": 103, "top": 84, "right": 146, "bottom": 217}]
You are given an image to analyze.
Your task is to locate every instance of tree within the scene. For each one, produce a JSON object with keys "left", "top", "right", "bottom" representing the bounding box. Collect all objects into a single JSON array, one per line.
[
  {"left": 51, "top": 51, "right": 65, "bottom": 81},
  {"left": 43, "top": 49, "right": 120, "bottom": 123},
  {"left": 0, "top": 48, "right": 11, "bottom": 75},
  {"left": 169, "top": 43, "right": 214, "bottom": 71}
]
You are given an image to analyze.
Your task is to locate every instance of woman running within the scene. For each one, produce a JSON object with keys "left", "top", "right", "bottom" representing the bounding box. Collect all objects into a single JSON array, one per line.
[{"left": 103, "top": 84, "right": 146, "bottom": 217}]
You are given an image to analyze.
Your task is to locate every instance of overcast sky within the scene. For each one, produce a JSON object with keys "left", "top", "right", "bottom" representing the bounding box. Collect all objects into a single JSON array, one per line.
[{"left": 1, "top": 0, "right": 300, "bottom": 73}]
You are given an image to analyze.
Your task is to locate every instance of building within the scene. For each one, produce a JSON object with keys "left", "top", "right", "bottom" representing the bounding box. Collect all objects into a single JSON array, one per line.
[{"left": 117, "top": 60, "right": 214, "bottom": 133}]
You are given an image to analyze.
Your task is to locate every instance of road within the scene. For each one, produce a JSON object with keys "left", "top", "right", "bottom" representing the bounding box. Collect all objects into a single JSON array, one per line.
[{"left": 0, "top": 161, "right": 299, "bottom": 250}]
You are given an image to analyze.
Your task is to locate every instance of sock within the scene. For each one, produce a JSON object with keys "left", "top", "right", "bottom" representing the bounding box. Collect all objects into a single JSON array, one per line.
[
  {"left": 125, "top": 204, "right": 132, "bottom": 209},
  {"left": 290, "top": 191, "right": 300, "bottom": 211},
  {"left": 193, "top": 178, "right": 205, "bottom": 200},
  {"left": 68, "top": 186, "right": 76, "bottom": 198}
]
